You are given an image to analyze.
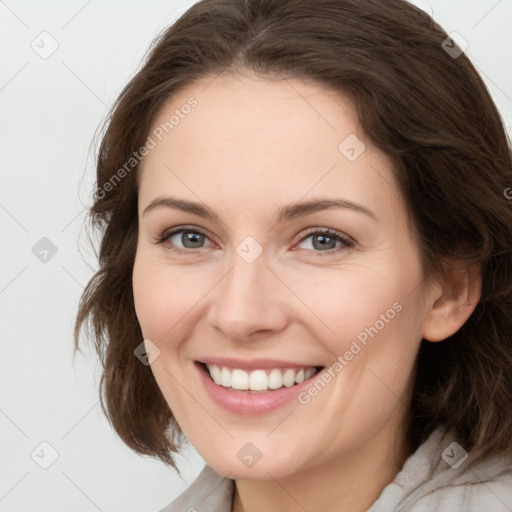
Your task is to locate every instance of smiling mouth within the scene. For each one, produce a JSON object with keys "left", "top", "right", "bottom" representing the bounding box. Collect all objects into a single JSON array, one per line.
[{"left": 199, "top": 362, "right": 324, "bottom": 393}]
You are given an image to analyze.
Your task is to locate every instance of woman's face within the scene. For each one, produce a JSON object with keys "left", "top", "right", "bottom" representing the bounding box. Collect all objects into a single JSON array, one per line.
[{"left": 132, "top": 72, "right": 436, "bottom": 479}]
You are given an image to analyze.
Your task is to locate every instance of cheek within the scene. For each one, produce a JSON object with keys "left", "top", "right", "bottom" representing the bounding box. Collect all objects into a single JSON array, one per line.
[
  {"left": 132, "top": 256, "right": 202, "bottom": 416},
  {"left": 286, "top": 265, "right": 409, "bottom": 352},
  {"left": 132, "top": 256, "right": 205, "bottom": 341}
]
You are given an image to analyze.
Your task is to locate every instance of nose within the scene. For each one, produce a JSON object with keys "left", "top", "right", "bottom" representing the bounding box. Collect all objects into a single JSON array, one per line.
[{"left": 206, "top": 250, "right": 289, "bottom": 342}]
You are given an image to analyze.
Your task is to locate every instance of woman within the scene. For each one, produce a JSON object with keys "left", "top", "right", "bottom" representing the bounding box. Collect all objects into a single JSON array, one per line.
[{"left": 74, "top": 0, "right": 512, "bottom": 510}]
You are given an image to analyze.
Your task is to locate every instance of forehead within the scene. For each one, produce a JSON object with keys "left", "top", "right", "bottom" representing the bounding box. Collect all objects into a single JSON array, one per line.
[{"left": 138, "top": 72, "right": 402, "bottom": 220}]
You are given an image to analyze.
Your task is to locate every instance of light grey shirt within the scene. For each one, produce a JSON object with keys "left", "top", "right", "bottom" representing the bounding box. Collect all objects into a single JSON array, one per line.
[{"left": 159, "top": 428, "right": 512, "bottom": 511}]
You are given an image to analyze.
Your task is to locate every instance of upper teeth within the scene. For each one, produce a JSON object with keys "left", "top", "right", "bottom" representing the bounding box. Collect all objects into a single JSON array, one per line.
[{"left": 205, "top": 364, "right": 317, "bottom": 391}]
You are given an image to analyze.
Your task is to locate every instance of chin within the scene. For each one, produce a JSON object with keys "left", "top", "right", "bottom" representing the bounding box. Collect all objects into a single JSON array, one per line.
[{"left": 201, "top": 448, "right": 305, "bottom": 481}]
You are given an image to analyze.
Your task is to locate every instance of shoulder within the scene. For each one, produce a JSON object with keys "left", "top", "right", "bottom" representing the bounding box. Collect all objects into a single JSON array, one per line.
[
  {"left": 369, "top": 428, "right": 512, "bottom": 512},
  {"left": 158, "top": 464, "right": 234, "bottom": 512}
]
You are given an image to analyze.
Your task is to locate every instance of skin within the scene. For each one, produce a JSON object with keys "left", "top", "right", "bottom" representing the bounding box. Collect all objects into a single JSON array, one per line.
[{"left": 132, "top": 71, "right": 481, "bottom": 512}]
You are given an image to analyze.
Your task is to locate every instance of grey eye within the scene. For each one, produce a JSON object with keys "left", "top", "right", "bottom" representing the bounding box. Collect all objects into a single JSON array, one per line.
[{"left": 168, "top": 230, "right": 211, "bottom": 249}]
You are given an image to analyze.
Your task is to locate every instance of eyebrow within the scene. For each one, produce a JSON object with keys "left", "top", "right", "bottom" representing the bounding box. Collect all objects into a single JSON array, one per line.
[{"left": 142, "top": 196, "right": 378, "bottom": 223}]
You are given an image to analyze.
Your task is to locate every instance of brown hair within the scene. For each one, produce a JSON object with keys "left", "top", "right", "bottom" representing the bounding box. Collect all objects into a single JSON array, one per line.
[{"left": 74, "top": 0, "right": 512, "bottom": 470}]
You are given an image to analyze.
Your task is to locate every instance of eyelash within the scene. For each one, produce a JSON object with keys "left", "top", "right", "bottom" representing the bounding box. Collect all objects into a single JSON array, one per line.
[{"left": 154, "top": 226, "right": 355, "bottom": 256}]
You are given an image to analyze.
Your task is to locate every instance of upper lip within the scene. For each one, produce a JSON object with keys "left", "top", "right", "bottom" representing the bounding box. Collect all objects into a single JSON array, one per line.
[{"left": 197, "top": 357, "right": 322, "bottom": 371}]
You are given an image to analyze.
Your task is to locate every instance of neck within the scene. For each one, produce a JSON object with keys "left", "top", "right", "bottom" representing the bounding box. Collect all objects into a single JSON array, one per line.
[{"left": 232, "top": 421, "right": 408, "bottom": 512}]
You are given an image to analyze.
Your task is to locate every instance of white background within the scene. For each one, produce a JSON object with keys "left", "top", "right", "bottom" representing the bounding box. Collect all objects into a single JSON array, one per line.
[{"left": 1, "top": 1, "right": 511, "bottom": 511}]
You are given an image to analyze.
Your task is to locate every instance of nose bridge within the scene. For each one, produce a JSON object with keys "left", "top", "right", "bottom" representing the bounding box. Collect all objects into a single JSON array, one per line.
[{"left": 207, "top": 244, "right": 288, "bottom": 339}]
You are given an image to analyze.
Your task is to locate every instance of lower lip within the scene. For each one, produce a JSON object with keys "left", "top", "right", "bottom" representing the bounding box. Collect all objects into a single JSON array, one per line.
[{"left": 195, "top": 362, "right": 322, "bottom": 415}]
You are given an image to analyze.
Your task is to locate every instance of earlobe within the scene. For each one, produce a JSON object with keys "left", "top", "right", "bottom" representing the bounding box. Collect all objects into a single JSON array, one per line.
[{"left": 422, "top": 263, "right": 482, "bottom": 342}]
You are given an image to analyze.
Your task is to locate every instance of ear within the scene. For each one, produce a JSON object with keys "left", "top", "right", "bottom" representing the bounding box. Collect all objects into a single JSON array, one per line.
[{"left": 422, "top": 263, "right": 482, "bottom": 342}]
